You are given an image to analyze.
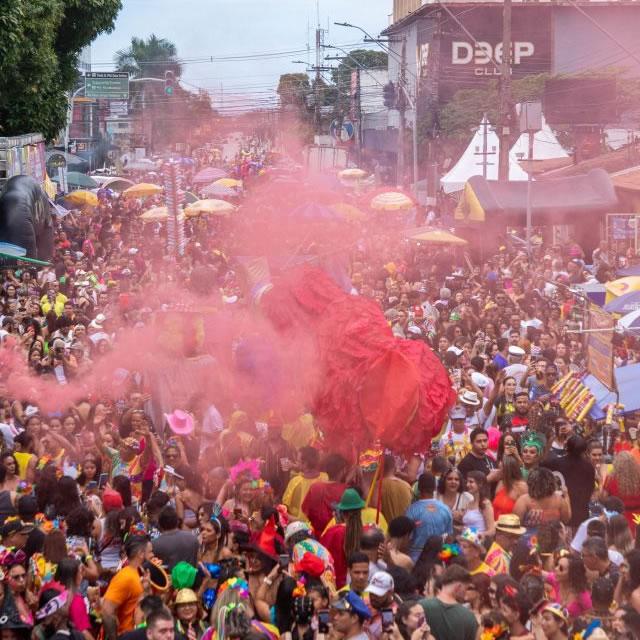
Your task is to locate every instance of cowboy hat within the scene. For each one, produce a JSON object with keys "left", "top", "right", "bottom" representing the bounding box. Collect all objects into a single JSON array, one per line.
[{"left": 164, "top": 409, "right": 194, "bottom": 436}]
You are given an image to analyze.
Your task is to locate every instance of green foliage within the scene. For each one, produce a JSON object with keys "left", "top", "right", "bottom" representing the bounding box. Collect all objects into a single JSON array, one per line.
[
  {"left": 0, "top": 0, "right": 121, "bottom": 141},
  {"left": 277, "top": 73, "right": 311, "bottom": 107},
  {"left": 114, "top": 34, "right": 182, "bottom": 79}
]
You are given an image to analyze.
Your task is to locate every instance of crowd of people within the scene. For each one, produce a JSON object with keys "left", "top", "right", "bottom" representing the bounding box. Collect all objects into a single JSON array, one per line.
[{"left": 1, "top": 143, "right": 640, "bottom": 640}]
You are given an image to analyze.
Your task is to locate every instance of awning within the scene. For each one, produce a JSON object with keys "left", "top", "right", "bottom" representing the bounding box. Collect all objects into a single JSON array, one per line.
[
  {"left": 584, "top": 362, "right": 640, "bottom": 418},
  {"left": 454, "top": 169, "right": 618, "bottom": 225}
]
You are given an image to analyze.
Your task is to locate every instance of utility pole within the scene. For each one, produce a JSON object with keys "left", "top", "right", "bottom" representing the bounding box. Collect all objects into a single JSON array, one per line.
[
  {"left": 397, "top": 38, "right": 407, "bottom": 187},
  {"left": 315, "top": 26, "right": 321, "bottom": 137},
  {"left": 498, "top": 0, "right": 512, "bottom": 181}
]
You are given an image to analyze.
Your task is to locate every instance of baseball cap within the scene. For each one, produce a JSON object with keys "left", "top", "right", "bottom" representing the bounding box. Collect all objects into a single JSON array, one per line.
[
  {"left": 508, "top": 345, "right": 525, "bottom": 356},
  {"left": 1, "top": 519, "right": 34, "bottom": 538},
  {"left": 366, "top": 571, "right": 394, "bottom": 597},
  {"left": 447, "top": 345, "right": 463, "bottom": 357}
]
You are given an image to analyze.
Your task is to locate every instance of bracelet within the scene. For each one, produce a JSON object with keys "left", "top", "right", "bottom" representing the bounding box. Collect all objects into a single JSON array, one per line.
[{"left": 263, "top": 577, "right": 273, "bottom": 586}]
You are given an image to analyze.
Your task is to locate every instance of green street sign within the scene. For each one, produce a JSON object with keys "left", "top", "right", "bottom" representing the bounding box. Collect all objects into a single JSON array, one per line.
[{"left": 84, "top": 72, "right": 129, "bottom": 100}]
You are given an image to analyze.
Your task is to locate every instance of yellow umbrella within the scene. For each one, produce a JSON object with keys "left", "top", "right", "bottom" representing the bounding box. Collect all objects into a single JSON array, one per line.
[
  {"left": 123, "top": 183, "right": 163, "bottom": 198},
  {"left": 65, "top": 190, "right": 98, "bottom": 207},
  {"left": 330, "top": 203, "right": 367, "bottom": 222},
  {"left": 407, "top": 228, "right": 468, "bottom": 246},
  {"left": 213, "top": 178, "right": 243, "bottom": 188},
  {"left": 184, "top": 199, "right": 236, "bottom": 217},
  {"left": 139, "top": 206, "right": 169, "bottom": 222},
  {"left": 370, "top": 191, "right": 414, "bottom": 211},
  {"left": 605, "top": 276, "right": 640, "bottom": 303},
  {"left": 338, "top": 168, "right": 368, "bottom": 180}
]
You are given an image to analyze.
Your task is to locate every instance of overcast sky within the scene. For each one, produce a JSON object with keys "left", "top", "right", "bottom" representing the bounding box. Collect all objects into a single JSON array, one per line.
[{"left": 90, "top": 0, "right": 392, "bottom": 112}]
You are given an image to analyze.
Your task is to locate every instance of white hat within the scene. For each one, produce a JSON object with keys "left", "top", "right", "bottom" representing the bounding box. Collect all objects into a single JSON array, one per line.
[
  {"left": 508, "top": 345, "right": 525, "bottom": 357},
  {"left": 449, "top": 405, "right": 466, "bottom": 420},
  {"left": 24, "top": 405, "right": 39, "bottom": 418},
  {"left": 471, "top": 372, "right": 490, "bottom": 389},
  {"left": 366, "top": 571, "right": 394, "bottom": 597},
  {"left": 447, "top": 345, "right": 463, "bottom": 357},
  {"left": 89, "top": 313, "right": 106, "bottom": 330},
  {"left": 284, "top": 521, "right": 311, "bottom": 541},
  {"left": 459, "top": 389, "right": 481, "bottom": 407}
]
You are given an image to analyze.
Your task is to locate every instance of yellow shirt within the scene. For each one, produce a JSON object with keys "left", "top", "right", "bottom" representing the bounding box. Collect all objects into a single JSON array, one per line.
[
  {"left": 282, "top": 472, "right": 328, "bottom": 519},
  {"left": 14, "top": 452, "right": 34, "bottom": 480}
]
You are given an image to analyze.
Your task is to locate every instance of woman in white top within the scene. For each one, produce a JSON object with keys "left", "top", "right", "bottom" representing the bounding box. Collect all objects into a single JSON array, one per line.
[
  {"left": 461, "top": 470, "right": 495, "bottom": 538},
  {"left": 436, "top": 467, "right": 473, "bottom": 530}
]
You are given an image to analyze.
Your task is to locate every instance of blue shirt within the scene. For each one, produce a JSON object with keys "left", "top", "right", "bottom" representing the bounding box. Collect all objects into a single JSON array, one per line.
[
  {"left": 493, "top": 353, "right": 508, "bottom": 370},
  {"left": 405, "top": 499, "right": 453, "bottom": 561}
]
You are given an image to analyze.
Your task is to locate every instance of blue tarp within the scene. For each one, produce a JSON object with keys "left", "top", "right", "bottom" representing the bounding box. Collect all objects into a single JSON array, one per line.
[
  {"left": 617, "top": 265, "right": 640, "bottom": 277},
  {"left": 584, "top": 362, "right": 640, "bottom": 418},
  {"left": 604, "top": 290, "right": 640, "bottom": 314}
]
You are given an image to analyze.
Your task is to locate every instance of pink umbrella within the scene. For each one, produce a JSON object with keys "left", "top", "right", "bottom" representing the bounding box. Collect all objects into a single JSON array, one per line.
[{"left": 193, "top": 167, "right": 228, "bottom": 184}]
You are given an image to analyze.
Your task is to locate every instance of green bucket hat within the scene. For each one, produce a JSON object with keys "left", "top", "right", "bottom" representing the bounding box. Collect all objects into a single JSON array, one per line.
[{"left": 335, "top": 488, "right": 366, "bottom": 512}]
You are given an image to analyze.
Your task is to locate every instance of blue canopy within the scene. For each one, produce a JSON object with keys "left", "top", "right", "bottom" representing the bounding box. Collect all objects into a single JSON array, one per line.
[
  {"left": 603, "top": 290, "right": 640, "bottom": 314},
  {"left": 617, "top": 264, "right": 640, "bottom": 277},
  {"left": 584, "top": 362, "right": 640, "bottom": 418}
]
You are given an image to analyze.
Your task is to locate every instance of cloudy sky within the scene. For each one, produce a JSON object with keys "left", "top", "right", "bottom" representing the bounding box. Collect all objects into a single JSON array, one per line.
[{"left": 91, "top": 0, "right": 392, "bottom": 112}]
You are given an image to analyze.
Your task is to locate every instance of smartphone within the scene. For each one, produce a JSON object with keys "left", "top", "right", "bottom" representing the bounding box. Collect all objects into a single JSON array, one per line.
[
  {"left": 278, "top": 554, "right": 289, "bottom": 569},
  {"left": 98, "top": 473, "right": 108, "bottom": 489},
  {"left": 86, "top": 481, "right": 98, "bottom": 491},
  {"left": 318, "top": 609, "right": 330, "bottom": 634},
  {"left": 381, "top": 609, "right": 394, "bottom": 632}
]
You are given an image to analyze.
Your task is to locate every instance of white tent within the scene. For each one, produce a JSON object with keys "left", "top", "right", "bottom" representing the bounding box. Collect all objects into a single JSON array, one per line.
[
  {"left": 511, "top": 114, "right": 569, "bottom": 161},
  {"left": 440, "top": 117, "right": 529, "bottom": 194}
]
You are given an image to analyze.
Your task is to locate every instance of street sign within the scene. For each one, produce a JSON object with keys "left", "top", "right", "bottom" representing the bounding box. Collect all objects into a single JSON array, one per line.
[{"left": 84, "top": 72, "right": 129, "bottom": 100}]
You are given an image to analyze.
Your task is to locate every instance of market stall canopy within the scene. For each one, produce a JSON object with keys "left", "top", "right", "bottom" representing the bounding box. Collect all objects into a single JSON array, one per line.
[
  {"left": 406, "top": 228, "right": 468, "bottom": 246},
  {"left": 52, "top": 172, "right": 98, "bottom": 189},
  {"left": 193, "top": 167, "right": 228, "bottom": 184},
  {"left": 583, "top": 363, "right": 640, "bottom": 418},
  {"left": 511, "top": 113, "right": 569, "bottom": 162},
  {"left": 454, "top": 169, "right": 618, "bottom": 225},
  {"left": 370, "top": 191, "right": 414, "bottom": 211},
  {"left": 123, "top": 183, "right": 163, "bottom": 198},
  {"left": 64, "top": 190, "right": 98, "bottom": 207},
  {"left": 603, "top": 290, "right": 640, "bottom": 314},
  {"left": 441, "top": 116, "right": 529, "bottom": 194},
  {"left": 184, "top": 199, "right": 235, "bottom": 217},
  {"left": 617, "top": 307, "right": 640, "bottom": 332},
  {"left": 605, "top": 276, "right": 640, "bottom": 300}
]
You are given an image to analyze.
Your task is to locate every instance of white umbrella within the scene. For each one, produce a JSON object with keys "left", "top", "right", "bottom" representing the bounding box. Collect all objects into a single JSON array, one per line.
[{"left": 618, "top": 307, "right": 640, "bottom": 332}]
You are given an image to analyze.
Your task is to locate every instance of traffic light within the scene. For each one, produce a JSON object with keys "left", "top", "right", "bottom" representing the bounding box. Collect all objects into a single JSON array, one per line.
[{"left": 164, "top": 70, "right": 176, "bottom": 96}]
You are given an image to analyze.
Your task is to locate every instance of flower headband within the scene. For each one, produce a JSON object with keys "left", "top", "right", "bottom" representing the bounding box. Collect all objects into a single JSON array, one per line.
[
  {"left": 124, "top": 522, "right": 148, "bottom": 541},
  {"left": 217, "top": 577, "right": 250, "bottom": 599},
  {"left": 438, "top": 543, "right": 460, "bottom": 563},
  {"left": 16, "top": 481, "right": 33, "bottom": 496}
]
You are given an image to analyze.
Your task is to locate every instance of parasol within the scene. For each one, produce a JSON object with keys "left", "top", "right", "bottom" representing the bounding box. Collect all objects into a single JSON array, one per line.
[
  {"left": 617, "top": 307, "right": 640, "bottom": 333},
  {"left": 64, "top": 190, "right": 98, "bottom": 207},
  {"left": 370, "top": 191, "right": 414, "bottom": 211},
  {"left": 140, "top": 206, "right": 169, "bottom": 222},
  {"left": 184, "top": 199, "right": 235, "bottom": 217},
  {"left": 338, "top": 168, "right": 368, "bottom": 180},
  {"left": 330, "top": 203, "right": 367, "bottom": 222},
  {"left": 193, "top": 167, "right": 228, "bottom": 184},
  {"left": 213, "top": 178, "right": 243, "bottom": 188},
  {"left": 604, "top": 290, "right": 640, "bottom": 315},
  {"left": 123, "top": 183, "right": 163, "bottom": 198},
  {"left": 407, "top": 228, "right": 468, "bottom": 246},
  {"left": 201, "top": 183, "right": 237, "bottom": 198}
]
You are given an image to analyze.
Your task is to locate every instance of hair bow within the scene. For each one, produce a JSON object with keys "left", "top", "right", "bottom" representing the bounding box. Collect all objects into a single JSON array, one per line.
[{"left": 0, "top": 548, "right": 26, "bottom": 567}]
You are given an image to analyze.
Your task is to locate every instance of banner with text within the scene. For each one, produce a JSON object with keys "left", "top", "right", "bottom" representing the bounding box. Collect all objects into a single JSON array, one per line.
[{"left": 587, "top": 304, "right": 615, "bottom": 391}]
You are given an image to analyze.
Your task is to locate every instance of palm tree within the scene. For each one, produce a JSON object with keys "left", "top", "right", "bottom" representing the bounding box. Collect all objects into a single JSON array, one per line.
[{"left": 114, "top": 34, "right": 182, "bottom": 79}]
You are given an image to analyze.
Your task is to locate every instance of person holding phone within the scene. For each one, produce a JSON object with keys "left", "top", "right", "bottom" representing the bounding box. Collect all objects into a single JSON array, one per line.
[{"left": 395, "top": 600, "right": 434, "bottom": 640}]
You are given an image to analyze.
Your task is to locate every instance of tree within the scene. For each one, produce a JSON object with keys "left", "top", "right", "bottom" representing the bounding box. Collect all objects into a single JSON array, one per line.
[
  {"left": 277, "top": 73, "right": 311, "bottom": 108},
  {"left": 0, "top": 0, "right": 121, "bottom": 141},
  {"left": 114, "top": 34, "right": 182, "bottom": 79}
]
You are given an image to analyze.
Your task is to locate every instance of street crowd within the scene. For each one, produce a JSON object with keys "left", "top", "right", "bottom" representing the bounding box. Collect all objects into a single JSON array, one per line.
[{"left": 0, "top": 143, "right": 640, "bottom": 640}]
